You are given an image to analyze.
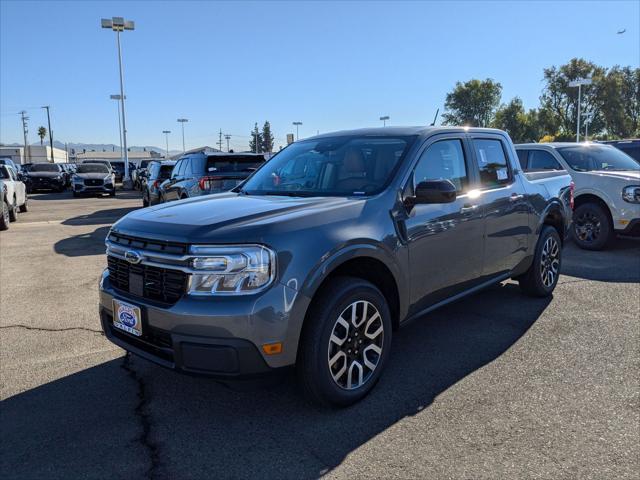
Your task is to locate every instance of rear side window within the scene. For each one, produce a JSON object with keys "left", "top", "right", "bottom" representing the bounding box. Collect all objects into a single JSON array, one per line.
[
  {"left": 206, "top": 155, "right": 264, "bottom": 174},
  {"left": 473, "top": 139, "right": 511, "bottom": 187},
  {"left": 516, "top": 150, "right": 528, "bottom": 170},
  {"left": 159, "top": 165, "right": 174, "bottom": 179},
  {"left": 528, "top": 150, "right": 563, "bottom": 170},
  {"left": 413, "top": 139, "right": 468, "bottom": 192}
]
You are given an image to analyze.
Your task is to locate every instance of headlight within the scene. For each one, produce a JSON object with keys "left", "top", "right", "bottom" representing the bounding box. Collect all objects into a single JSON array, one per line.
[
  {"left": 188, "top": 245, "right": 276, "bottom": 295},
  {"left": 72, "top": 175, "right": 83, "bottom": 183},
  {"left": 622, "top": 186, "right": 640, "bottom": 203},
  {"left": 104, "top": 176, "right": 113, "bottom": 184}
]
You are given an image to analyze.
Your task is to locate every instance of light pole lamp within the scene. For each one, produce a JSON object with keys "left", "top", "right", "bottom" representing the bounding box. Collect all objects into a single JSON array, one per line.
[
  {"left": 292, "top": 121, "right": 303, "bottom": 140},
  {"left": 177, "top": 118, "right": 188, "bottom": 152},
  {"left": 162, "top": 130, "right": 171, "bottom": 158},
  {"left": 102, "top": 16, "right": 135, "bottom": 188},
  {"left": 379, "top": 115, "right": 390, "bottom": 126},
  {"left": 568, "top": 77, "right": 592, "bottom": 142}
]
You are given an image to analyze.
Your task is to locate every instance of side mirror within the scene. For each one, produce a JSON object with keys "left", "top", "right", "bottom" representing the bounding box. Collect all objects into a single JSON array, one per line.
[{"left": 406, "top": 179, "right": 457, "bottom": 206}]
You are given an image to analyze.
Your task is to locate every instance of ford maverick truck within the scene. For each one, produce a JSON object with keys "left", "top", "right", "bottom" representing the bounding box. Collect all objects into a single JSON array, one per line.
[{"left": 100, "top": 127, "right": 572, "bottom": 406}]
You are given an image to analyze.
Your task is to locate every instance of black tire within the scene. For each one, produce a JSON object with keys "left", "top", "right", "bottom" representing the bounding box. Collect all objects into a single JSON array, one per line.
[
  {"left": 109, "top": 189, "right": 116, "bottom": 197},
  {"left": 72, "top": 191, "right": 79, "bottom": 198},
  {"left": 18, "top": 197, "right": 28, "bottom": 213},
  {"left": 0, "top": 200, "right": 9, "bottom": 230},
  {"left": 142, "top": 191, "right": 149, "bottom": 207},
  {"left": 572, "top": 203, "right": 612, "bottom": 251},
  {"left": 519, "top": 225, "right": 562, "bottom": 297},
  {"left": 297, "top": 276, "right": 392, "bottom": 407},
  {"left": 8, "top": 197, "right": 17, "bottom": 222}
]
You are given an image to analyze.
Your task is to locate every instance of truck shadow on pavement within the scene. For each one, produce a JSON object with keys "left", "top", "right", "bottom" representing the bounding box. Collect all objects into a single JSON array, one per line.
[
  {"left": 1, "top": 283, "right": 550, "bottom": 480},
  {"left": 61, "top": 206, "right": 139, "bottom": 227},
  {"left": 53, "top": 226, "right": 112, "bottom": 257}
]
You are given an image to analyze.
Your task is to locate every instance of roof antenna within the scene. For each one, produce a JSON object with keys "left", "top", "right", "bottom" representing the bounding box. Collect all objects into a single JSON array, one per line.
[{"left": 430, "top": 108, "right": 439, "bottom": 126}]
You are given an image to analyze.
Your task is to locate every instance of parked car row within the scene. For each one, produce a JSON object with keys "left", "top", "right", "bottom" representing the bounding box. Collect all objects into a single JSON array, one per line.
[{"left": 138, "top": 152, "right": 267, "bottom": 207}]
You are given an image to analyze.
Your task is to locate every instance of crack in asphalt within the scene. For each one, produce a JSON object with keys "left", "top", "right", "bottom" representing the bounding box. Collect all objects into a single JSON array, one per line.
[
  {"left": 0, "top": 324, "right": 104, "bottom": 335},
  {"left": 120, "top": 353, "right": 162, "bottom": 480}
]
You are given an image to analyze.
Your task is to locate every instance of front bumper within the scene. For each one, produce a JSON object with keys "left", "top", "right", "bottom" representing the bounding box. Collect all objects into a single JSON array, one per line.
[
  {"left": 99, "top": 270, "right": 306, "bottom": 377},
  {"left": 28, "top": 177, "right": 65, "bottom": 190},
  {"left": 73, "top": 183, "right": 115, "bottom": 194},
  {"left": 617, "top": 218, "right": 640, "bottom": 237}
]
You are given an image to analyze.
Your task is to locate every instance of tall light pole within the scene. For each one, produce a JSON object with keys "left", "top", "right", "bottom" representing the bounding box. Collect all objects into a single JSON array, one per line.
[
  {"left": 20, "top": 111, "right": 29, "bottom": 164},
  {"left": 41, "top": 106, "right": 54, "bottom": 162},
  {"left": 582, "top": 111, "right": 593, "bottom": 141},
  {"left": 379, "top": 115, "right": 389, "bottom": 127},
  {"left": 102, "top": 16, "right": 135, "bottom": 188},
  {"left": 177, "top": 118, "right": 188, "bottom": 152},
  {"left": 292, "top": 121, "right": 302, "bottom": 140},
  {"left": 162, "top": 130, "right": 171, "bottom": 158},
  {"left": 110, "top": 95, "right": 125, "bottom": 164},
  {"left": 568, "top": 77, "right": 592, "bottom": 142},
  {"left": 224, "top": 134, "right": 231, "bottom": 152}
]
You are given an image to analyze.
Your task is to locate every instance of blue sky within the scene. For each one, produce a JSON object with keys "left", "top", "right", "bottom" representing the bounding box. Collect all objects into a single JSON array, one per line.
[{"left": 1, "top": 0, "right": 638, "bottom": 151}]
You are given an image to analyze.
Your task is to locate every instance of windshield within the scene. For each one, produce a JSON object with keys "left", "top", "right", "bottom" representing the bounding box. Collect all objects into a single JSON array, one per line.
[
  {"left": 30, "top": 164, "right": 60, "bottom": 172},
  {"left": 0, "top": 167, "right": 9, "bottom": 179},
  {"left": 557, "top": 145, "right": 640, "bottom": 172},
  {"left": 159, "top": 165, "right": 174, "bottom": 178},
  {"left": 77, "top": 164, "right": 109, "bottom": 173},
  {"left": 241, "top": 135, "right": 415, "bottom": 196}
]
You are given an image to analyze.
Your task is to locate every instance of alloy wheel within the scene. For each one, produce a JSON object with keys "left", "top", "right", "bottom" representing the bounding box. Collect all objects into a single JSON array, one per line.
[
  {"left": 574, "top": 211, "right": 601, "bottom": 243},
  {"left": 327, "top": 300, "right": 384, "bottom": 390},
  {"left": 540, "top": 236, "right": 560, "bottom": 288}
]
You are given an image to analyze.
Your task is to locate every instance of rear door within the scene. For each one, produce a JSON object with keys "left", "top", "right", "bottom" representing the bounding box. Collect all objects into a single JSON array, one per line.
[
  {"left": 405, "top": 134, "right": 485, "bottom": 311},
  {"left": 469, "top": 135, "right": 530, "bottom": 278}
]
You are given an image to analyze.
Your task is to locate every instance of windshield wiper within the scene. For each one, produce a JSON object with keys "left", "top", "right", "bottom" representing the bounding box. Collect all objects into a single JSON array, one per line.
[{"left": 263, "top": 191, "right": 316, "bottom": 197}]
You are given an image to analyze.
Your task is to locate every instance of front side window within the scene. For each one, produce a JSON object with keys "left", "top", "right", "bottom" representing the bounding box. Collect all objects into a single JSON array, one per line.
[
  {"left": 0, "top": 166, "right": 9, "bottom": 179},
  {"left": 558, "top": 145, "right": 640, "bottom": 172},
  {"left": 241, "top": 135, "right": 415, "bottom": 196},
  {"left": 528, "top": 150, "right": 563, "bottom": 170},
  {"left": 172, "top": 160, "right": 183, "bottom": 178},
  {"left": 473, "top": 139, "right": 511, "bottom": 188},
  {"left": 413, "top": 139, "right": 468, "bottom": 192}
]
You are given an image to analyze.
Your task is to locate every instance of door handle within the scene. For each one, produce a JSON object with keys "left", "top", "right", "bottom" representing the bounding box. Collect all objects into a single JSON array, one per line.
[
  {"left": 510, "top": 193, "right": 524, "bottom": 202},
  {"left": 460, "top": 204, "right": 479, "bottom": 214}
]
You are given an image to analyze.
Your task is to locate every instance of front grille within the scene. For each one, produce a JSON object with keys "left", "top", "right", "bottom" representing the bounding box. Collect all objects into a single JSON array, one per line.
[
  {"left": 108, "top": 231, "right": 189, "bottom": 255},
  {"left": 107, "top": 255, "right": 187, "bottom": 305},
  {"left": 85, "top": 178, "right": 104, "bottom": 186}
]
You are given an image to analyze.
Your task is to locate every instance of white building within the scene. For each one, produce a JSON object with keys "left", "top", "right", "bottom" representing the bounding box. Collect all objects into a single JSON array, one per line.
[
  {"left": 0, "top": 145, "right": 69, "bottom": 164},
  {"left": 73, "top": 150, "right": 163, "bottom": 166}
]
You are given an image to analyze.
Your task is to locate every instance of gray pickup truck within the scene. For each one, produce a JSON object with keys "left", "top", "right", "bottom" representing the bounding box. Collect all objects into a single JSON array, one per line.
[{"left": 100, "top": 127, "right": 572, "bottom": 406}]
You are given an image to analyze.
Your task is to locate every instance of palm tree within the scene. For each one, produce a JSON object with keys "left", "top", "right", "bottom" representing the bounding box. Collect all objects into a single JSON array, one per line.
[{"left": 37, "top": 126, "right": 47, "bottom": 145}]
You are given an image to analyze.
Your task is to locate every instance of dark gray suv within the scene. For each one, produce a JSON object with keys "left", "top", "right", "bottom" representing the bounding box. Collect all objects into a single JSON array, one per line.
[
  {"left": 159, "top": 152, "right": 266, "bottom": 202},
  {"left": 100, "top": 127, "right": 572, "bottom": 406}
]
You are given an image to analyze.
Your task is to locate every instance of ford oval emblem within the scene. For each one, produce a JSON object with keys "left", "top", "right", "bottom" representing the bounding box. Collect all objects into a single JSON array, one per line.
[{"left": 124, "top": 250, "right": 143, "bottom": 264}]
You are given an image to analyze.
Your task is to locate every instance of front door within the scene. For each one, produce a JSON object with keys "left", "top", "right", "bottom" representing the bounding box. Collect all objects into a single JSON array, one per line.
[{"left": 405, "top": 135, "right": 485, "bottom": 312}]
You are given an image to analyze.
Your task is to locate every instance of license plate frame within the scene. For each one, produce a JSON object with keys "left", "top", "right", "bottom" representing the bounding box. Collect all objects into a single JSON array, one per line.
[{"left": 112, "top": 299, "right": 143, "bottom": 337}]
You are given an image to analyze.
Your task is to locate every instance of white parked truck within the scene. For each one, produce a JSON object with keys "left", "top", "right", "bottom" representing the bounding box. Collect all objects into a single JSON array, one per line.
[{"left": 0, "top": 164, "right": 28, "bottom": 230}]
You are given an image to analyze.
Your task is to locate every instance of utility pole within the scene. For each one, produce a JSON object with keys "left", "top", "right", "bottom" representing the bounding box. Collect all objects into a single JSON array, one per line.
[
  {"left": 41, "top": 106, "right": 54, "bottom": 162},
  {"left": 20, "top": 111, "right": 29, "bottom": 165},
  {"left": 224, "top": 134, "right": 231, "bottom": 152},
  {"left": 217, "top": 128, "right": 223, "bottom": 152}
]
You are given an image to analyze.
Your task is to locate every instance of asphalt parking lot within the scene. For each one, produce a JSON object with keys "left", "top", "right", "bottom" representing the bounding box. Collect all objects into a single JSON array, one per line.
[{"left": 1, "top": 191, "right": 639, "bottom": 480}]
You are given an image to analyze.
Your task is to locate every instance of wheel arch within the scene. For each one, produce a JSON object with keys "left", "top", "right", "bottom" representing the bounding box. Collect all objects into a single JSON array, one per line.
[{"left": 573, "top": 193, "right": 613, "bottom": 228}]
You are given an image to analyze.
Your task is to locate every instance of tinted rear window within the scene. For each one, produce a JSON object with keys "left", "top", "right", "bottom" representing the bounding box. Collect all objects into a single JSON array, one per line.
[
  {"left": 206, "top": 155, "right": 264, "bottom": 174},
  {"left": 159, "top": 165, "right": 174, "bottom": 178}
]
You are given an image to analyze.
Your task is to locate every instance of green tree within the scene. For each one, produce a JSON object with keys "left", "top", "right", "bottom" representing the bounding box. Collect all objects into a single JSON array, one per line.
[
  {"left": 261, "top": 121, "right": 274, "bottom": 153},
  {"left": 249, "top": 122, "right": 263, "bottom": 153},
  {"left": 37, "top": 126, "right": 47, "bottom": 145},
  {"left": 598, "top": 66, "right": 640, "bottom": 138},
  {"left": 540, "top": 58, "right": 606, "bottom": 140},
  {"left": 442, "top": 78, "right": 502, "bottom": 127},
  {"left": 492, "top": 97, "right": 543, "bottom": 143}
]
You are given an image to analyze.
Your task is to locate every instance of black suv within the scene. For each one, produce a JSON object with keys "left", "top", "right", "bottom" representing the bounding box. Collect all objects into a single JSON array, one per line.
[{"left": 159, "top": 152, "right": 266, "bottom": 202}]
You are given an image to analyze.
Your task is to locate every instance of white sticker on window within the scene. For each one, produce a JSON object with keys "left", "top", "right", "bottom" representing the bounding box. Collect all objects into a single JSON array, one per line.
[{"left": 496, "top": 168, "right": 508, "bottom": 180}]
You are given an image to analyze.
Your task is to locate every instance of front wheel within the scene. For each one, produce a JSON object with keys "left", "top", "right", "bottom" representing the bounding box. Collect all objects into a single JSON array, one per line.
[
  {"left": 519, "top": 225, "right": 562, "bottom": 297},
  {"left": 18, "top": 197, "right": 28, "bottom": 213},
  {"left": 8, "top": 198, "right": 17, "bottom": 222},
  {"left": 572, "top": 203, "right": 612, "bottom": 250},
  {"left": 297, "top": 277, "right": 392, "bottom": 407}
]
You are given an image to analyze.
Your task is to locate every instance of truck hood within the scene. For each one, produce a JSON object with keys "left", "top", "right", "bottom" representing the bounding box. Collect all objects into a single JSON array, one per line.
[
  {"left": 587, "top": 170, "right": 640, "bottom": 181},
  {"left": 112, "top": 192, "right": 366, "bottom": 244}
]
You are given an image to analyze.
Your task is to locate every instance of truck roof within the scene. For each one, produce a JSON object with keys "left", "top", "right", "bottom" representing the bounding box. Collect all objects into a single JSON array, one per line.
[
  {"left": 515, "top": 142, "right": 604, "bottom": 149},
  {"left": 309, "top": 126, "right": 508, "bottom": 139}
]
